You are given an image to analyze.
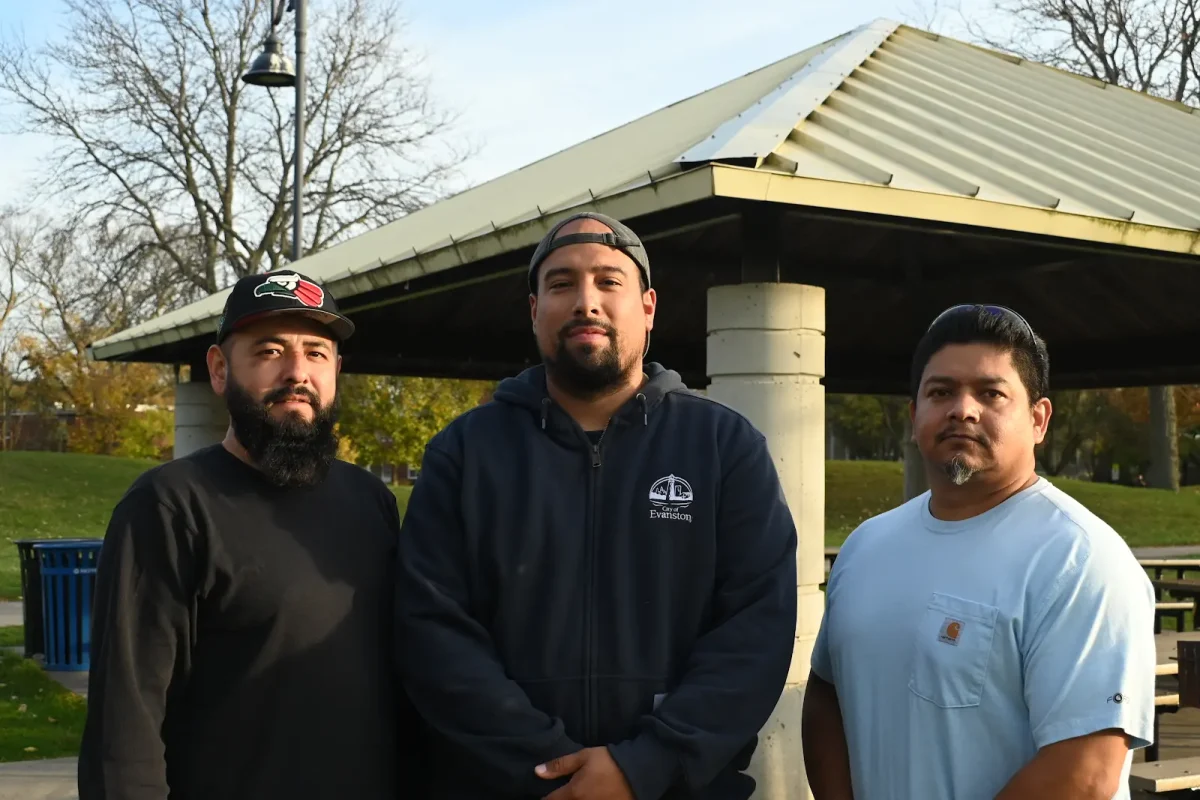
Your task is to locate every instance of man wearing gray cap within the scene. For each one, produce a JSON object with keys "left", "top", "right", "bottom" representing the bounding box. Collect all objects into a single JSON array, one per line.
[{"left": 396, "top": 212, "right": 798, "bottom": 800}]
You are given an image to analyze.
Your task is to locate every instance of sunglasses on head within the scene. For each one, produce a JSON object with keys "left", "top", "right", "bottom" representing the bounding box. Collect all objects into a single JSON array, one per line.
[{"left": 928, "top": 304, "right": 1037, "bottom": 343}]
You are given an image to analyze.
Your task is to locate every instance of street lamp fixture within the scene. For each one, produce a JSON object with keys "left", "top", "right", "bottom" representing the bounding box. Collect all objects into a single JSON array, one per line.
[
  {"left": 242, "top": 32, "right": 295, "bottom": 87},
  {"left": 242, "top": 0, "right": 307, "bottom": 262}
]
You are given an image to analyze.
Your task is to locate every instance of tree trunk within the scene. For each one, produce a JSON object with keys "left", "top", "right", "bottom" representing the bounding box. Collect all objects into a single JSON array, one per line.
[
  {"left": 1149, "top": 385, "right": 1180, "bottom": 491},
  {"left": 903, "top": 415, "right": 928, "bottom": 501}
]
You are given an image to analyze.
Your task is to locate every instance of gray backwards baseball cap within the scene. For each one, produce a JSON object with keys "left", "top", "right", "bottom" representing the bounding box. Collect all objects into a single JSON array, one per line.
[{"left": 527, "top": 211, "right": 650, "bottom": 293}]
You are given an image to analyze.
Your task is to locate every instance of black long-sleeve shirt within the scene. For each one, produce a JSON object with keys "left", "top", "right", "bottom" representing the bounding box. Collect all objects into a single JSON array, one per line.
[{"left": 79, "top": 444, "right": 423, "bottom": 800}]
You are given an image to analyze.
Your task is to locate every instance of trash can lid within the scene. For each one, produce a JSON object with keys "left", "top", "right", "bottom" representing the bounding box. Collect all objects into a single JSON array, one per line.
[{"left": 31, "top": 539, "right": 104, "bottom": 549}]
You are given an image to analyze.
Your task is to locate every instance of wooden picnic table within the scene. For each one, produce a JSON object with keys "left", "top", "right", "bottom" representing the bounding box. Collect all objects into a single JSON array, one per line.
[
  {"left": 1145, "top": 632, "right": 1200, "bottom": 764},
  {"left": 1130, "top": 755, "right": 1200, "bottom": 794},
  {"left": 1154, "top": 579, "right": 1200, "bottom": 600},
  {"left": 1156, "top": 631, "right": 1200, "bottom": 664}
]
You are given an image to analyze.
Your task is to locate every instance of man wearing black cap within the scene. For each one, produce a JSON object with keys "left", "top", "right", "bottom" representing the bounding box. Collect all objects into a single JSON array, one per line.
[
  {"left": 396, "top": 213, "right": 798, "bottom": 800},
  {"left": 79, "top": 270, "right": 422, "bottom": 800}
]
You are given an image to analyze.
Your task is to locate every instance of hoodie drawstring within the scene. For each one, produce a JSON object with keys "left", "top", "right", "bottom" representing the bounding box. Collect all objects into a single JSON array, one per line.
[
  {"left": 540, "top": 398, "right": 551, "bottom": 430},
  {"left": 636, "top": 392, "right": 647, "bottom": 426}
]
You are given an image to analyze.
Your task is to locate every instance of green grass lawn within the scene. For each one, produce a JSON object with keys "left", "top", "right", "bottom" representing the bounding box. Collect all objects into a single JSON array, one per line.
[
  {"left": 0, "top": 652, "right": 88, "bottom": 762},
  {"left": 825, "top": 461, "right": 1200, "bottom": 547},
  {"left": 390, "top": 485, "right": 412, "bottom": 520},
  {"left": 0, "top": 452, "right": 159, "bottom": 600},
  {"left": 3, "top": 451, "right": 1200, "bottom": 598},
  {"left": 0, "top": 626, "right": 22, "bottom": 648}
]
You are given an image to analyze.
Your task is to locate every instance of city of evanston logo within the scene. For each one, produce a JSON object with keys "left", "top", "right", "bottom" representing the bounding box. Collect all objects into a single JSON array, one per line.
[{"left": 649, "top": 474, "right": 693, "bottom": 522}]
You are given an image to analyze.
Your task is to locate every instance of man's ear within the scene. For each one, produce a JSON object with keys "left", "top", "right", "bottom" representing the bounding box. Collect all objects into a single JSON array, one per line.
[
  {"left": 207, "top": 344, "right": 228, "bottom": 395},
  {"left": 1032, "top": 396, "right": 1053, "bottom": 445}
]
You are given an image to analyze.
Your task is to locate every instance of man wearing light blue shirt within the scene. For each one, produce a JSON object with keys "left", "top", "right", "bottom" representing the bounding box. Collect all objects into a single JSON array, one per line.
[{"left": 801, "top": 304, "right": 1156, "bottom": 800}]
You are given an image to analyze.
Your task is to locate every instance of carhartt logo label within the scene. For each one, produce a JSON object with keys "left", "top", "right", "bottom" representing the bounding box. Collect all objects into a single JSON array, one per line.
[
  {"left": 649, "top": 474, "right": 693, "bottom": 522},
  {"left": 938, "top": 618, "right": 963, "bottom": 645}
]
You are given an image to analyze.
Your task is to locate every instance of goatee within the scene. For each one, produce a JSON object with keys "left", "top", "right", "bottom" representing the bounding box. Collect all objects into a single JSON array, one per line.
[
  {"left": 224, "top": 377, "right": 339, "bottom": 488},
  {"left": 543, "top": 319, "right": 636, "bottom": 400},
  {"left": 943, "top": 455, "right": 977, "bottom": 486}
]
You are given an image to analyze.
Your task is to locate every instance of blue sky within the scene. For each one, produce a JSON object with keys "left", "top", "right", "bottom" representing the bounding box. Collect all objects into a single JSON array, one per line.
[{"left": 0, "top": 0, "right": 988, "bottom": 205}]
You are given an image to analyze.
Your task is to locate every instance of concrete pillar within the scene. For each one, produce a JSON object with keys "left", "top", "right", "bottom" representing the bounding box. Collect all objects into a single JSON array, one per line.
[
  {"left": 903, "top": 415, "right": 928, "bottom": 501},
  {"left": 174, "top": 376, "right": 227, "bottom": 458},
  {"left": 706, "top": 283, "right": 824, "bottom": 800},
  {"left": 1149, "top": 386, "right": 1180, "bottom": 491}
]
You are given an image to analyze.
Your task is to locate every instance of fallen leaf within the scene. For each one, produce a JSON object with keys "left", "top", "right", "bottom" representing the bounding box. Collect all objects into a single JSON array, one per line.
[
  {"left": 17, "top": 704, "right": 26, "bottom": 713},
  {"left": 47, "top": 717, "right": 56, "bottom": 723},
  {"left": 23, "top": 747, "right": 36, "bottom": 752}
]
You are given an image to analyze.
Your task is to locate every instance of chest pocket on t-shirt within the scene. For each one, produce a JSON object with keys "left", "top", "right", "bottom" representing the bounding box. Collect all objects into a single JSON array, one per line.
[{"left": 908, "top": 592, "right": 1000, "bottom": 709}]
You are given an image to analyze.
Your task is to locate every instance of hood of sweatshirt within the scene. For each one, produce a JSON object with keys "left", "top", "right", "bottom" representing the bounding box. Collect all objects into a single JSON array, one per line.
[{"left": 492, "top": 361, "right": 688, "bottom": 438}]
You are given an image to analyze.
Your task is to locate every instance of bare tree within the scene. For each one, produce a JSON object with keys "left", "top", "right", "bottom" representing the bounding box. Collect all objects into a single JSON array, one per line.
[
  {"left": 0, "top": 0, "right": 464, "bottom": 296},
  {"left": 945, "top": 0, "right": 1197, "bottom": 489},
  {"left": 0, "top": 210, "right": 28, "bottom": 340},
  {"left": 960, "top": 0, "right": 1200, "bottom": 104},
  {"left": 901, "top": 0, "right": 952, "bottom": 30},
  {"left": 0, "top": 212, "right": 30, "bottom": 451}
]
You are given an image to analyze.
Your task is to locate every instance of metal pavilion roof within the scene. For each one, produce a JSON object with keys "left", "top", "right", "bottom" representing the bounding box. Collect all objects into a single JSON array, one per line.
[{"left": 90, "top": 18, "right": 1200, "bottom": 362}]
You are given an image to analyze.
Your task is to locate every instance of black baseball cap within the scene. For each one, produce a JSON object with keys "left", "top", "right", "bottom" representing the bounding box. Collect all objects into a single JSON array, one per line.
[
  {"left": 527, "top": 211, "right": 651, "bottom": 293},
  {"left": 215, "top": 270, "right": 355, "bottom": 344}
]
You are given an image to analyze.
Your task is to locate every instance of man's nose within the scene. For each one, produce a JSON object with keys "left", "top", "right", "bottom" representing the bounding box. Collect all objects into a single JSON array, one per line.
[
  {"left": 947, "top": 392, "right": 982, "bottom": 422},
  {"left": 278, "top": 350, "right": 311, "bottom": 384},
  {"left": 571, "top": 283, "right": 602, "bottom": 317}
]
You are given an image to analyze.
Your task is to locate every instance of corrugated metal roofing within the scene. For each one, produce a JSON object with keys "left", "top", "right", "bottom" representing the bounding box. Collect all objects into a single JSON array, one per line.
[
  {"left": 91, "top": 18, "right": 1200, "bottom": 358},
  {"left": 685, "top": 20, "right": 1200, "bottom": 230}
]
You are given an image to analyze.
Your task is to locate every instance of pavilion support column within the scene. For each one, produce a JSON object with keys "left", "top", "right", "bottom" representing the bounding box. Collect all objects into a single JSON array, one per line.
[
  {"left": 706, "top": 282, "right": 825, "bottom": 800},
  {"left": 903, "top": 415, "right": 928, "bottom": 501},
  {"left": 174, "top": 366, "right": 226, "bottom": 459}
]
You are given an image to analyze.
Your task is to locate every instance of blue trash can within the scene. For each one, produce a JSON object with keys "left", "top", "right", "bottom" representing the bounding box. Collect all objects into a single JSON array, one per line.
[{"left": 33, "top": 540, "right": 103, "bottom": 671}]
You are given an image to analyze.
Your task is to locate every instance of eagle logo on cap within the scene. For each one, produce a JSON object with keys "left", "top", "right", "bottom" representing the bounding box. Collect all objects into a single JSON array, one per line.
[{"left": 253, "top": 273, "right": 324, "bottom": 308}]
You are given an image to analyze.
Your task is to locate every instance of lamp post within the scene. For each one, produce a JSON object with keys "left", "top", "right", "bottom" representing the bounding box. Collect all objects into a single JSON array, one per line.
[{"left": 242, "top": 0, "right": 306, "bottom": 263}]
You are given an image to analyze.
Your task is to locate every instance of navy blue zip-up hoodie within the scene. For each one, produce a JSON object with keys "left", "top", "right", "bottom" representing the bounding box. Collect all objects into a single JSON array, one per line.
[{"left": 396, "top": 363, "right": 798, "bottom": 800}]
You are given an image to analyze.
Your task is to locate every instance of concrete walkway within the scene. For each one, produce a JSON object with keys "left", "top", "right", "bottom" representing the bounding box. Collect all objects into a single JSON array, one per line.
[
  {"left": 0, "top": 758, "right": 76, "bottom": 800},
  {"left": 0, "top": 602, "right": 23, "bottom": 628},
  {"left": 0, "top": 600, "right": 83, "bottom": 798},
  {"left": 1134, "top": 545, "right": 1200, "bottom": 558}
]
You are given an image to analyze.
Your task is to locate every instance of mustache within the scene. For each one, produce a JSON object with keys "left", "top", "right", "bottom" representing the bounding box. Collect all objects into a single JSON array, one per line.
[
  {"left": 264, "top": 386, "right": 319, "bottom": 406},
  {"left": 937, "top": 429, "right": 989, "bottom": 446},
  {"left": 559, "top": 318, "right": 616, "bottom": 339}
]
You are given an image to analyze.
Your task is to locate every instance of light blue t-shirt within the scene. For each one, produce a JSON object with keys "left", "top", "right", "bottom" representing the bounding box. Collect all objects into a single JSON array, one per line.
[{"left": 811, "top": 477, "right": 1156, "bottom": 800}]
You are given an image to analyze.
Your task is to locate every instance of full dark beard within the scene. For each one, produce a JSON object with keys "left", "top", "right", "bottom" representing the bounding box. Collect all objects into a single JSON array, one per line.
[
  {"left": 542, "top": 321, "right": 636, "bottom": 400},
  {"left": 224, "top": 377, "right": 339, "bottom": 488}
]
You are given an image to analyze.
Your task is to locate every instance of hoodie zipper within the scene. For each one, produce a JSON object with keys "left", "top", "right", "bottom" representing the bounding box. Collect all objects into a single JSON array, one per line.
[
  {"left": 543, "top": 393, "right": 649, "bottom": 745},
  {"left": 583, "top": 420, "right": 607, "bottom": 743}
]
